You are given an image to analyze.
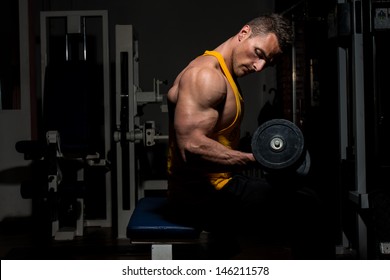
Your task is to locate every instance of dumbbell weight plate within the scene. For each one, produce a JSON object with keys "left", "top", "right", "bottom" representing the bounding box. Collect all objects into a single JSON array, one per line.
[
  {"left": 251, "top": 119, "right": 305, "bottom": 171},
  {"left": 296, "top": 149, "right": 311, "bottom": 176}
]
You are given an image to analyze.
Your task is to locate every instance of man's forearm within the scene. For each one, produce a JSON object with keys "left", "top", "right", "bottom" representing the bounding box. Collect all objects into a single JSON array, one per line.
[{"left": 181, "top": 136, "right": 255, "bottom": 171}]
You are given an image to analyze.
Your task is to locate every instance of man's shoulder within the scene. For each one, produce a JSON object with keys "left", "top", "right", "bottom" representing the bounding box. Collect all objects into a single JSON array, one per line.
[
  {"left": 180, "top": 65, "right": 225, "bottom": 92},
  {"left": 184, "top": 56, "right": 224, "bottom": 80}
]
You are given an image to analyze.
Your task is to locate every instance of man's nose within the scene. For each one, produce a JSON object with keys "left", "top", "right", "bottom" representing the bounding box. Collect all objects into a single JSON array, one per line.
[{"left": 254, "top": 60, "right": 267, "bottom": 72}]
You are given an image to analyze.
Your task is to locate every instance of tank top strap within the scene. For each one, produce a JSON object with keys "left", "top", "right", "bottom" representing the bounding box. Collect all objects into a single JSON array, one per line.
[{"left": 203, "top": 50, "right": 242, "bottom": 103}]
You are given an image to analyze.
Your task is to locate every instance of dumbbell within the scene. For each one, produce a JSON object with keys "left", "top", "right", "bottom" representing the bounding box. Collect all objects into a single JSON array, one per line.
[{"left": 251, "top": 118, "right": 310, "bottom": 175}]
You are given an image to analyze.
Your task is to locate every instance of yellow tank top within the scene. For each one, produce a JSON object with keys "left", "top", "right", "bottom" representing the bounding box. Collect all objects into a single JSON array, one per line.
[
  {"left": 203, "top": 50, "right": 243, "bottom": 189},
  {"left": 167, "top": 50, "right": 243, "bottom": 192}
]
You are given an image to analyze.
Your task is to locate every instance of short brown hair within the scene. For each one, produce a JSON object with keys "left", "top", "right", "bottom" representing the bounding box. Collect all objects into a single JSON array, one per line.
[{"left": 246, "top": 14, "right": 292, "bottom": 53}]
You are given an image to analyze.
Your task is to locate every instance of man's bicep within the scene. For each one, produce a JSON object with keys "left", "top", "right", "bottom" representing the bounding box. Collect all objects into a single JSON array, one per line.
[
  {"left": 174, "top": 93, "right": 218, "bottom": 139},
  {"left": 174, "top": 68, "right": 225, "bottom": 136},
  {"left": 173, "top": 101, "right": 219, "bottom": 163}
]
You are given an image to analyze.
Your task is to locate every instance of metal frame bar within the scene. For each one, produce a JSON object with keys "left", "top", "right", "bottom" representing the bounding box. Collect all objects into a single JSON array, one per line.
[
  {"left": 336, "top": 0, "right": 369, "bottom": 259},
  {"left": 115, "top": 25, "right": 136, "bottom": 239},
  {"left": 351, "top": 0, "right": 368, "bottom": 259}
]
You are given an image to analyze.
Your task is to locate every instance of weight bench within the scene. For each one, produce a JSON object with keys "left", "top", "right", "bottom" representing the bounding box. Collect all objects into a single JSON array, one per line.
[{"left": 127, "top": 196, "right": 202, "bottom": 260}]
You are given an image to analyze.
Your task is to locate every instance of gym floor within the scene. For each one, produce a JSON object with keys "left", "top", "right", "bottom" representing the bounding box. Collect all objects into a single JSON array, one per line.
[{"left": 0, "top": 217, "right": 300, "bottom": 260}]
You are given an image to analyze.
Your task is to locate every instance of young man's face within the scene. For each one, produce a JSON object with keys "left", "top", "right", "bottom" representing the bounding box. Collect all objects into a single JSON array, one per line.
[{"left": 233, "top": 26, "right": 281, "bottom": 77}]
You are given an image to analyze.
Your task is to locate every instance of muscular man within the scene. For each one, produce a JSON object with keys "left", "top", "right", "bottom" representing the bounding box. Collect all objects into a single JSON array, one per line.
[{"left": 166, "top": 14, "right": 330, "bottom": 259}]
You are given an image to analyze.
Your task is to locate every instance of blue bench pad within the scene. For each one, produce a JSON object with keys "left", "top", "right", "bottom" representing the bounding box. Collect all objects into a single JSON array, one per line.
[{"left": 127, "top": 197, "right": 201, "bottom": 240}]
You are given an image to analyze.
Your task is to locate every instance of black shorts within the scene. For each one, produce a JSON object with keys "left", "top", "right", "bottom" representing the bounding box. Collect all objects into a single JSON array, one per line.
[{"left": 169, "top": 174, "right": 320, "bottom": 235}]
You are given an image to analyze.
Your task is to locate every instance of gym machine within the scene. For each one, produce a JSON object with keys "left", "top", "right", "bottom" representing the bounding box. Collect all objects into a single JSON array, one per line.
[
  {"left": 333, "top": 0, "right": 390, "bottom": 259},
  {"left": 329, "top": 0, "right": 369, "bottom": 259},
  {"left": 16, "top": 10, "right": 112, "bottom": 240}
]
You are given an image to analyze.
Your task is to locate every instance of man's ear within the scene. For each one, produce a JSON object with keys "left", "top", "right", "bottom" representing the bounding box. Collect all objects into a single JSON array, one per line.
[{"left": 238, "top": 25, "right": 251, "bottom": 41}]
